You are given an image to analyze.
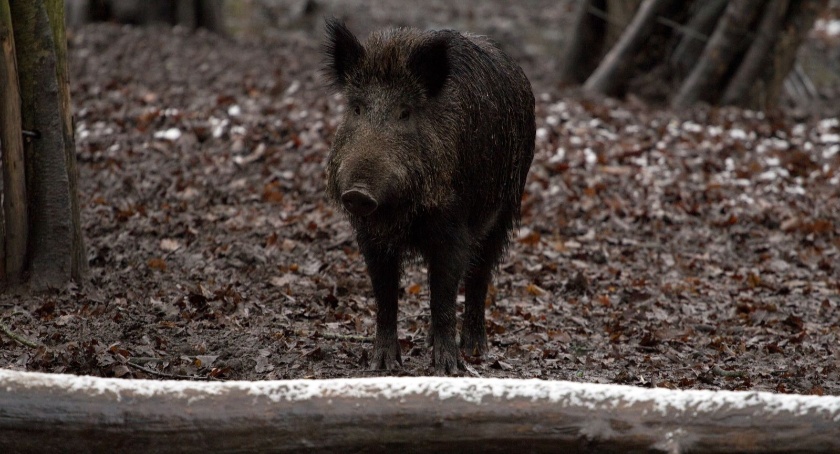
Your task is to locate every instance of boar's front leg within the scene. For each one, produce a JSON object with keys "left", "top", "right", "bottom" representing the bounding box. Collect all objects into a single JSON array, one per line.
[
  {"left": 363, "top": 247, "right": 402, "bottom": 370},
  {"left": 426, "top": 242, "right": 467, "bottom": 375}
]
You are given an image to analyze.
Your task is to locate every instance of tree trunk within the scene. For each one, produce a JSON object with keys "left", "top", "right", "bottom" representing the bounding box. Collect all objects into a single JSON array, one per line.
[
  {"left": 564, "top": 0, "right": 828, "bottom": 109},
  {"left": 669, "top": 0, "right": 728, "bottom": 78},
  {"left": 672, "top": 0, "right": 764, "bottom": 108},
  {"left": 47, "top": 0, "right": 87, "bottom": 282},
  {"left": 559, "top": 0, "right": 607, "bottom": 85},
  {"left": 604, "top": 0, "right": 644, "bottom": 46},
  {"left": 760, "top": 0, "right": 828, "bottom": 110},
  {"left": 719, "top": 0, "right": 790, "bottom": 106},
  {"left": 195, "top": 0, "right": 224, "bottom": 37},
  {"left": 1, "top": 370, "right": 839, "bottom": 453},
  {"left": 67, "top": 0, "right": 225, "bottom": 34},
  {"left": 175, "top": 0, "right": 198, "bottom": 29},
  {"left": 0, "top": 0, "right": 27, "bottom": 284},
  {"left": 9, "top": 0, "right": 85, "bottom": 290},
  {"left": 583, "top": 0, "right": 678, "bottom": 96}
]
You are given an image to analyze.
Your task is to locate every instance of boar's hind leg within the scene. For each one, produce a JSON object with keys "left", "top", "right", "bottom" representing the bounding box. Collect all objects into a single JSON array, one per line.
[
  {"left": 462, "top": 221, "right": 509, "bottom": 357},
  {"left": 427, "top": 244, "right": 468, "bottom": 375},
  {"left": 363, "top": 248, "right": 402, "bottom": 370}
]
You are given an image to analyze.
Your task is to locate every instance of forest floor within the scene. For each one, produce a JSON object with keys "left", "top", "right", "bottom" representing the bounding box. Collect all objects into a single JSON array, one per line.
[{"left": 1, "top": 2, "right": 839, "bottom": 395}]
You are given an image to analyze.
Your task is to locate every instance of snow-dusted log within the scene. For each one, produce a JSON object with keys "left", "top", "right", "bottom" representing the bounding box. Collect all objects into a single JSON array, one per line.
[{"left": 0, "top": 370, "right": 839, "bottom": 453}]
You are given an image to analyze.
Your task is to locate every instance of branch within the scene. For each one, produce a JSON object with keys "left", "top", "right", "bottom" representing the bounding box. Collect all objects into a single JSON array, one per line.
[
  {"left": 320, "top": 332, "right": 373, "bottom": 343},
  {"left": 0, "top": 322, "right": 41, "bottom": 348}
]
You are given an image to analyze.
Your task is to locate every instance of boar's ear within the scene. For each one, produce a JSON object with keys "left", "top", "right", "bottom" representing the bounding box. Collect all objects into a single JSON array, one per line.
[
  {"left": 324, "top": 18, "right": 365, "bottom": 88},
  {"left": 408, "top": 34, "right": 450, "bottom": 97}
]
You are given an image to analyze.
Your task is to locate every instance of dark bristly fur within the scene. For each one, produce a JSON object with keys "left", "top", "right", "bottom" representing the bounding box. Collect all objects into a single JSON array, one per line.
[{"left": 323, "top": 18, "right": 535, "bottom": 374}]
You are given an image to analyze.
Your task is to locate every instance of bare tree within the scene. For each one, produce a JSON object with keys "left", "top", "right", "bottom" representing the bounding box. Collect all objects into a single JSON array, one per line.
[
  {"left": 0, "top": 0, "right": 86, "bottom": 290},
  {"left": 562, "top": 0, "right": 828, "bottom": 109},
  {"left": 0, "top": 0, "right": 27, "bottom": 285},
  {"left": 65, "top": 0, "right": 225, "bottom": 34}
]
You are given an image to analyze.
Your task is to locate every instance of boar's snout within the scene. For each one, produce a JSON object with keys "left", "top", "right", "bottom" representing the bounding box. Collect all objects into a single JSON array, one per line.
[{"left": 341, "top": 187, "right": 378, "bottom": 217}]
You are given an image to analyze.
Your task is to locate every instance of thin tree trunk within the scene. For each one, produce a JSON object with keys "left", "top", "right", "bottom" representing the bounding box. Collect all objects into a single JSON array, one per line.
[
  {"left": 45, "top": 0, "right": 87, "bottom": 281},
  {"left": 176, "top": 0, "right": 225, "bottom": 33},
  {"left": 720, "top": 0, "right": 790, "bottom": 106},
  {"left": 9, "top": 0, "right": 77, "bottom": 290},
  {"left": 559, "top": 0, "right": 607, "bottom": 85},
  {"left": 0, "top": 0, "right": 28, "bottom": 285},
  {"left": 771, "top": 0, "right": 829, "bottom": 108},
  {"left": 672, "top": 0, "right": 764, "bottom": 108},
  {"left": 196, "top": 0, "right": 224, "bottom": 35},
  {"left": 71, "top": 0, "right": 224, "bottom": 33},
  {"left": 583, "top": 0, "right": 677, "bottom": 96},
  {"left": 670, "top": 0, "right": 728, "bottom": 77},
  {"left": 175, "top": 0, "right": 197, "bottom": 29},
  {"left": 604, "top": 0, "right": 643, "bottom": 46}
]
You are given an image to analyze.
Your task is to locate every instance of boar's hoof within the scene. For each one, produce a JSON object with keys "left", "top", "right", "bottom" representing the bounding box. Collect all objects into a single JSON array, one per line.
[
  {"left": 460, "top": 331, "right": 488, "bottom": 358},
  {"left": 341, "top": 188, "right": 378, "bottom": 217},
  {"left": 433, "top": 342, "right": 462, "bottom": 375},
  {"left": 370, "top": 339, "right": 402, "bottom": 370}
]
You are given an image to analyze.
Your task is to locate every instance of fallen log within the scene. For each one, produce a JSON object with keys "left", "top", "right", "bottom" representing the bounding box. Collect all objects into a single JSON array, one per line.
[{"left": 0, "top": 369, "right": 839, "bottom": 453}]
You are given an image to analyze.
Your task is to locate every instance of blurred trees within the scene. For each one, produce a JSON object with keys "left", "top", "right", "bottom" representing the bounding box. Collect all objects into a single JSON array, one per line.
[
  {"left": 66, "top": 0, "right": 224, "bottom": 33},
  {"left": 0, "top": 0, "right": 86, "bottom": 290},
  {"left": 561, "top": 0, "right": 828, "bottom": 109}
]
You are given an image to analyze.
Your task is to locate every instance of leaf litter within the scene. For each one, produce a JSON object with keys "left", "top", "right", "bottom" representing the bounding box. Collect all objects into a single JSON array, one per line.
[{"left": 0, "top": 5, "right": 838, "bottom": 395}]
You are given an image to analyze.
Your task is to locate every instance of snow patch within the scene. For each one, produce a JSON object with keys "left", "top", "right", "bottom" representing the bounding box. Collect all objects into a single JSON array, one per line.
[
  {"left": 785, "top": 185, "right": 807, "bottom": 196},
  {"left": 230, "top": 125, "right": 247, "bottom": 137},
  {"left": 681, "top": 121, "right": 703, "bottom": 133},
  {"left": 154, "top": 128, "right": 181, "bottom": 141},
  {"left": 725, "top": 158, "right": 735, "bottom": 171},
  {"left": 824, "top": 145, "right": 840, "bottom": 160},
  {"left": 584, "top": 148, "right": 597, "bottom": 166},
  {"left": 207, "top": 116, "right": 227, "bottom": 139},
  {"left": 728, "top": 128, "right": 748, "bottom": 141},
  {"left": 818, "top": 118, "right": 839, "bottom": 130},
  {"left": 549, "top": 147, "right": 565, "bottom": 163},
  {"left": 285, "top": 80, "right": 301, "bottom": 96},
  {"left": 815, "top": 19, "right": 840, "bottom": 37},
  {"left": 2, "top": 370, "right": 840, "bottom": 421},
  {"left": 820, "top": 133, "right": 839, "bottom": 144}
]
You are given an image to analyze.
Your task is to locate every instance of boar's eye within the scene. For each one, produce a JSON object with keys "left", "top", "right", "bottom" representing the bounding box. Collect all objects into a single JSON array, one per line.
[
  {"left": 352, "top": 104, "right": 361, "bottom": 116},
  {"left": 398, "top": 107, "right": 411, "bottom": 121}
]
